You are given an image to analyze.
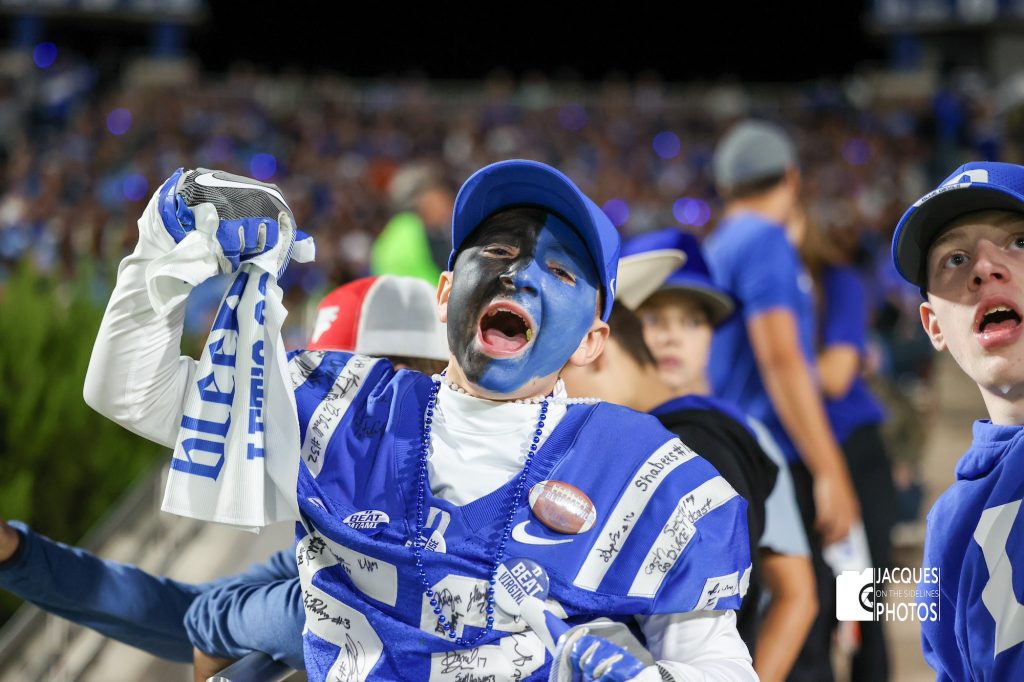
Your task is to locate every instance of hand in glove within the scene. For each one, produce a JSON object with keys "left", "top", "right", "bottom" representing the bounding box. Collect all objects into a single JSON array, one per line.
[
  {"left": 155, "top": 167, "right": 308, "bottom": 273},
  {"left": 558, "top": 629, "right": 649, "bottom": 681}
]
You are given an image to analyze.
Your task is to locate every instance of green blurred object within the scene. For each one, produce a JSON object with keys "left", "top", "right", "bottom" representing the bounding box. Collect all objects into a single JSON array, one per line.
[
  {"left": 370, "top": 212, "right": 442, "bottom": 283},
  {"left": 0, "top": 265, "right": 163, "bottom": 626}
]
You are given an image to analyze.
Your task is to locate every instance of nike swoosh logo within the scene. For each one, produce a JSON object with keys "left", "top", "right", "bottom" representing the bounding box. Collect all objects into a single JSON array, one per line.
[
  {"left": 194, "top": 172, "right": 290, "bottom": 209},
  {"left": 512, "top": 520, "right": 572, "bottom": 546}
]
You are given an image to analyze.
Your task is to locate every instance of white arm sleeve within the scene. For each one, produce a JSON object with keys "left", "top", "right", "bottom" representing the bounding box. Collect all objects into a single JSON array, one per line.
[
  {"left": 637, "top": 610, "right": 758, "bottom": 682},
  {"left": 83, "top": 200, "right": 196, "bottom": 448}
]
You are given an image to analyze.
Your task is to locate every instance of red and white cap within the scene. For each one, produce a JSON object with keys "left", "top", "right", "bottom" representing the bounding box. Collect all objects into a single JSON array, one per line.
[{"left": 308, "top": 276, "right": 448, "bottom": 361}]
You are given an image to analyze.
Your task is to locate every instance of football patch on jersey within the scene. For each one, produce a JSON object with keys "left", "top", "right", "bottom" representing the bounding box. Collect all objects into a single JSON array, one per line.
[{"left": 528, "top": 479, "right": 597, "bottom": 534}]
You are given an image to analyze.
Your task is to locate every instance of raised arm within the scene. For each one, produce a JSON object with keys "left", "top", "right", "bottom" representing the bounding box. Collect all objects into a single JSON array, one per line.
[
  {"left": 84, "top": 168, "right": 302, "bottom": 447},
  {"left": 83, "top": 186, "right": 197, "bottom": 446}
]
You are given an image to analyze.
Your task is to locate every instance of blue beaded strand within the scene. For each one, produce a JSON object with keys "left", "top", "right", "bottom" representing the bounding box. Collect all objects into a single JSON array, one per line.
[{"left": 410, "top": 375, "right": 549, "bottom": 646}]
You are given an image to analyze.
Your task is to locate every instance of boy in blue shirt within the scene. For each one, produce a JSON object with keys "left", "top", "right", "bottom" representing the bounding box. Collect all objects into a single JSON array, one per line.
[
  {"left": 892, "top": 161, "right": 1024, "bottom": 679},
  {"left": 704, "top": 120, "right": 859, "bottom": 682}
]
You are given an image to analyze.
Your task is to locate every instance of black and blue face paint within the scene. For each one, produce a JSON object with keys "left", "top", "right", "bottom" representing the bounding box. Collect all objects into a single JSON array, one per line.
[{"left": 448, "top": 208, "right": 601, "bottom": 394}]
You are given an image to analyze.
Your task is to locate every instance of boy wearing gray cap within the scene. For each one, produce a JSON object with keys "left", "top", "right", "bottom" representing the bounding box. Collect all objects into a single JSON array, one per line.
[
  {"left": 704, "top": 120, "right": 860, "bottom": 682},
  {"left": 892, "top": 161, "right": 1024, "bottom": 680}
]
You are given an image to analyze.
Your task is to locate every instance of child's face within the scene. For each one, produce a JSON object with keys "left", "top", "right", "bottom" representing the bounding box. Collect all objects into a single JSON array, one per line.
[
  {"left": 442, "top": 213, "right": 601, "bottom": 394},
  {"left": 922, "top": 212, "right": 1024, "bottom": 393},
  {"left": 637, "top": 292, "right": 713, "bottom": 394}
]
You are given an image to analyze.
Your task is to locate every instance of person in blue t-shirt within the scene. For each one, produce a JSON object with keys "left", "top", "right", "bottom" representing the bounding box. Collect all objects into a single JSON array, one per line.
[
  {"left": 892, "top": 161, "right": 1024, "bottom": 680},
  {"left": 793, "top": 206, "right": 898, "bottom": 682},
  {"left": 703, "top": 120, "right": 860, "bottom": 682}
]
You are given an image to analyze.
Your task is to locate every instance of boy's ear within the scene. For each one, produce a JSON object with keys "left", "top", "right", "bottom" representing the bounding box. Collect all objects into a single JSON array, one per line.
[
  {"left": 919, "top": 299, "right": 946, "bottom": 351},
  {"left": 567, "top": 318, "right": 610, "bottom": 368},
  {"left": 436, "top": 272, "right": 453, "bottom": 323}
]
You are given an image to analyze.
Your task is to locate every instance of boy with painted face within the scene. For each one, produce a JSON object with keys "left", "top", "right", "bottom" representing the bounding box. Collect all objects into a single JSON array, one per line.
[
  {"left": 443, "top": 207, "right": 605, "bottom": 398},
  {"left": 84, "top": 161, "right": 757, "bottom": 681},
  {"left": 891, "top": 161, "right": 1024, "bottom": 680}
]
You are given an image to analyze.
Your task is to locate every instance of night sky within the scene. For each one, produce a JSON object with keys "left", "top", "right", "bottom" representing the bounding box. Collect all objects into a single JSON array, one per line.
[
  {"left": 195, "top": 2, "right": 882, "bottom": 80},
  {"left": 14, "top": 1, "right": 884, "bottom": 82}
]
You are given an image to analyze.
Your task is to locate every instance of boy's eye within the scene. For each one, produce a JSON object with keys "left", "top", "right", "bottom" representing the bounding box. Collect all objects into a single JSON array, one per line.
[
  {"left": 548, "top": 263, "right": 576, "bottom": 285},
  {"left": 943, "top": 252, "right": 968, "bottom": 269},
  {"left": 482, "top": 245, "right": 516, "bottom": 258},
  {"left": 1012, "top": 235, "right": 1024, "bottom": 250}
]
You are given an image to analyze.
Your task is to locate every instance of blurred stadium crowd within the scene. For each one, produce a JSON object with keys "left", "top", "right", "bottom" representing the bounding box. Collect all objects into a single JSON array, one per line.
[{"left": 2, "top": 50, "right": 1012, "bottom": 524}]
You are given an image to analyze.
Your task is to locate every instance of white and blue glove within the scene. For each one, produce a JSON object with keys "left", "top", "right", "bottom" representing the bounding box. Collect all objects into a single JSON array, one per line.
[
  {"left": 155, "top": 167, "right": 311, "bottom": 274},
  {"left": 553, "top": 629, "right": 651, "bottom": 682},
  {"left": 138, "top": 167, "right": 314, "bottom": 316}
]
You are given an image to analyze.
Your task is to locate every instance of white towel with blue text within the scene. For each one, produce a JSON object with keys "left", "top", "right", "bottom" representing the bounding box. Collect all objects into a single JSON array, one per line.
[{"left": 147, "top": 203, "right": 313, "bottom": 530}]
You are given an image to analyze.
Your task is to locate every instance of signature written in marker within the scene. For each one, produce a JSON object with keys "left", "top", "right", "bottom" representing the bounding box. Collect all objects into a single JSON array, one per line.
[
  {"left": 332, "top": 633, "right": 366, "bottom": 682},
  {"left": 303, "top": 590, "right": 351, "bottom": 629},
  {"left": 509, "top": 632, "right": 535, "bottom": 670},
  {"left": 595, "top": 511, "right": 636, "bottom": 563},
  {"left": 438, "top": 648, "right": 489, "bottom": 674},
  {"left": 299, "top": 532, "right": 327, "bottom": 565},
  {"left": 353, "top": 414, "right": 384, "bottom": 439},
  {"left": 431, "top": 631, "right": 543, "bottom": 680},
  {"left": 684, "top": 493, "right": 714, "bottom": 523},
  {"left": 633, "top": 442, "right": 694, "bottom": 493},
  {"left": 644, "top": 504, "right": 696, "bottom": 575}
]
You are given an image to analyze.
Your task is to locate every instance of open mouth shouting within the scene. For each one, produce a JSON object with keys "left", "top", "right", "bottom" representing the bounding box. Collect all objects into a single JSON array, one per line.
[
  {"left": 476, "top": 300, "right": 537, "bottom": 358},
  {"left": 974, "top": 296, "right": 1024, "bottom": 350}
]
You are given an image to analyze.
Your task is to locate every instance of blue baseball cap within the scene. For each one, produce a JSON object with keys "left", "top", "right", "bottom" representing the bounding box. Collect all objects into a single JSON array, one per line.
[
  {"left": 893, "top": 161, "right": 1024, "bottom": 289},
  {"left": 449, "top": 159, "right": 621, "bottom": 321},
  {"left": 620, "top": 228, "right": 735, "bottom": 326}
]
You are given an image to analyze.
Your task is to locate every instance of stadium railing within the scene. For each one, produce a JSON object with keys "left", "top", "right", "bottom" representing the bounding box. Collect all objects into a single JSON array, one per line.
[
  {"left": 0, "top": 462, "right": 203, "bottom": 681},
  {"left": 207, "top": 652, "right": 301, "bottom": 682}
]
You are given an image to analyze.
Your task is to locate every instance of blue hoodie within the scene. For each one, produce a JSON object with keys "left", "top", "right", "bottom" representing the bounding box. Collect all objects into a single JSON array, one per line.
[{"left": 919, "top": 420, "right": 1024, "bottom": 680}]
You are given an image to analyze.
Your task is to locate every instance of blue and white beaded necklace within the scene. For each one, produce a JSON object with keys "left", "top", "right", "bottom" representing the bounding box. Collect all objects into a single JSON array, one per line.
[{"left": 410, "top": 373, "right": 550, "bottom": 647}]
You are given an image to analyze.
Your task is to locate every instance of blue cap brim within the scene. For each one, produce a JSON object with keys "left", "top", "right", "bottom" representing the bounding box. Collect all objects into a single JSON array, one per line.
[
  {"left": 449, "top": 160, "right": 620, "bottom": 321},
  {"left": 656, "top": 274, "right": 736, "bottom": 327},
  {"left": 893, "top": 184, "right": 1024, "bottom": 289}
]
